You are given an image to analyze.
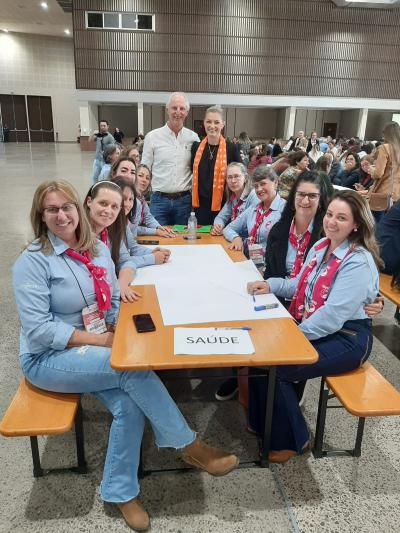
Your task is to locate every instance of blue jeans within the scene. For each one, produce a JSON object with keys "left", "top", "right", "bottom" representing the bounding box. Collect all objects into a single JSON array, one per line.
[
  {"left": 150, "top": 191, "right": 192, "bottom": 225},
  {"left": 19, "top": 347, "right": 196, "bottom": 503},
  {"left": 248, "top": 320, "right": 373, "bottom": 452},
  {"left": 91, "top": 159, "right": 103, "bottom": 183},
  {"left": 372, "top": 210, "right": 386, "bottom": 224}
]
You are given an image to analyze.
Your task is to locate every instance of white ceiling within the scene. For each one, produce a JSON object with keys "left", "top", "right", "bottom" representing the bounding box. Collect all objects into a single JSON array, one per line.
[{"left": 0, "top": 0, "right": 72, "bottom": 38}]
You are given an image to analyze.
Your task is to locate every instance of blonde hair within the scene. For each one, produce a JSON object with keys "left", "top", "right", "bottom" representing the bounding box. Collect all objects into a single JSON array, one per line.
[
  {"left": 383, "top": 121, "right": 400, "bottom": 169},
  {"left": 331, "top": 190, "right": 383, "bottom": 269},
  {"left": 29, "top": 180, "right": 98, "bottom": 255}
]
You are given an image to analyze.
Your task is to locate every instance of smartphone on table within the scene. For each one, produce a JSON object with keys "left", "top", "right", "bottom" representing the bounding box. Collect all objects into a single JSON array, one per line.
[{"left": 132, "top": 314, "right": 156, "bottom": 333}]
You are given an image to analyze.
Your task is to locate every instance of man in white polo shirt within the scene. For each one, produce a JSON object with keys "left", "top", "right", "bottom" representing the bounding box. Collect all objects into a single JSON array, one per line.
[{"left": 141, "top": 92, "right": 200, "bottom": 225}]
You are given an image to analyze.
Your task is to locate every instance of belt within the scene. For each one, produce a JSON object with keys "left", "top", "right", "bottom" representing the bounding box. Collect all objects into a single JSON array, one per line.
[{"left": 155, "top": 190, "right": 191, "bottom": 200}]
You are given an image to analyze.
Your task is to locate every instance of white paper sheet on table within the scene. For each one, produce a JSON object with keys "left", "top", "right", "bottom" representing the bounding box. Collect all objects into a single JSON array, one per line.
[
  {"left": 174, "top": 328, "right": 255, "bottom": 355},
  {"left": 131, "top": 244, "right": 291, "bottom": 325},
  {"left": 132, "top": 245, "right": 233, "bottom": 286}
]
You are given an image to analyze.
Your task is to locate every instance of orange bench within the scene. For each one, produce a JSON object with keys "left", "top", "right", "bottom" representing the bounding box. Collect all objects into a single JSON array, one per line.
[
  {"left": 0, "top": 379, "right": 86, "bottom": 477},
  {"left": 379, "top": 273, "right": 400, "bottom": 307},
  {"left": 313, "top": 362, "right": 400, "bottom": 458}
]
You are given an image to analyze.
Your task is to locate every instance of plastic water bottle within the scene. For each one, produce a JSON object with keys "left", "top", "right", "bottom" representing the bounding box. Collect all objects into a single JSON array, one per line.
[{"left": 187, "top": 211, "right": 197, "bottom": 240}]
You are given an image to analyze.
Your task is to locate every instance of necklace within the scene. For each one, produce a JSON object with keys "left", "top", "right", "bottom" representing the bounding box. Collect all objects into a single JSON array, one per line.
[{"left": 207, "top": 143, "right": 218, "bottom": 160}]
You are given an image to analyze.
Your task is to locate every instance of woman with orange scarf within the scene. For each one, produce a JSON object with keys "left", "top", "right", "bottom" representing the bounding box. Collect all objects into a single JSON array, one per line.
[{"left": 191, "top": 105, "right": 241, "bottom": 224}]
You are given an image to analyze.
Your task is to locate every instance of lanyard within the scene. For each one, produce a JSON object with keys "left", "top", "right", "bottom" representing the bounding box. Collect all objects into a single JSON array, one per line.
[
  {"left": 231, "top": 197, "right": 243, "bottom": 221},
  {"left": 64, "top": 249, "right": 111, "bottom": 311},
  {"left": 288, "top": 219, "right": 311, "bottom": 278},
  {"left": 248, "top": 204, "right": 271, "bottom": 244},
  {"left": 61, "top": 255, "right": 89, "bottom": 308}
]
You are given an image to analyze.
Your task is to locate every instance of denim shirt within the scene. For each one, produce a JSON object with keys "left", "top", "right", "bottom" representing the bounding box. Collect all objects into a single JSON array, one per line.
[
  {"left": 129, "top": 199, "right": 160, "bottom": 237},
  {"left": 115, "top": 239, "right": 137, "bottom": 274},
  {"left": 98, "top": 163, "right": 111, "bottom": 181},
  {"left": 214, "top": 189, "right": 259, "bottom": 228},
  {"left": 125, "top": 225, "right": 155, "bottom": 268},
  {"left": 223, "top": 194, "right": 286, "bottom": 251},
  {"left": 12, "top": 232, "right": 120, "bottom": 356},
  {"left": 267, "top": 238, "right": 379, "bottom": 340}
]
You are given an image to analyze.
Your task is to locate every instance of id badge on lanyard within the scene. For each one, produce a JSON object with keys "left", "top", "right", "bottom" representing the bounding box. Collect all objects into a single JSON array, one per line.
[
  {"left": 82, "top": 303, "right": 107, "bottom": 334},
  {"left": 248, "top": 243, "right": 264, "bottom": 266}
]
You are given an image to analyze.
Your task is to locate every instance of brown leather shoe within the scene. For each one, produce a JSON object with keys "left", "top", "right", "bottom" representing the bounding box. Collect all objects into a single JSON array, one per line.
[
  {"left": 117, "top": 498, "right": 150, "bottom": 531},
  {"left": 268, "top": 442, "right": 310, "bottom": 464},
  {"left": 181, "top": 438, "right": 239, "bottom": 476},
  {"left": 268, "top": 449, "right": 297, "bottom": 463}
]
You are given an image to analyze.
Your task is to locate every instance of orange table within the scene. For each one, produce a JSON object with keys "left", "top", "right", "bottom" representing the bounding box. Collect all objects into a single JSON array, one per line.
[{"left": 111, "top": 236, "right": 318, "bottom": 466}]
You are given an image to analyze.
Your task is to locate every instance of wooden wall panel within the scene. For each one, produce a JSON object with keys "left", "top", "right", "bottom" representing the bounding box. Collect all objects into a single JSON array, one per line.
[{"left": 73, "top": 0, "right": 400, "bottom": 98}]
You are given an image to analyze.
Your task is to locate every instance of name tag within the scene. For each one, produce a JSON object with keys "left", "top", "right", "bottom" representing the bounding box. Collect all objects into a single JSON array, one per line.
[
  {"left": 248, "top": 243, "right": 264, "bottom": 266},
  {"left": 82, "top": 303, "right": 107, "bottom": 334}
]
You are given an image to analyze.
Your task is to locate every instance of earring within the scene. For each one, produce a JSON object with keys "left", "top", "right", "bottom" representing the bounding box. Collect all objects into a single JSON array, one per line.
[{"left": 354, "top": 228, "right": 358, "bottom": 232}]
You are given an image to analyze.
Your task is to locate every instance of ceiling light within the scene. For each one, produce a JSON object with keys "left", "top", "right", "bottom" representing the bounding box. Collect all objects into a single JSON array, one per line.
[
  {"left": 40, "top": 2, "right": 48, "bottom": 9},
  {"left": 3, "top": 29, "right": 9, "bottom": 33},
  {"left": 64, "top": 29, "right": 70, "bottom": 35}
]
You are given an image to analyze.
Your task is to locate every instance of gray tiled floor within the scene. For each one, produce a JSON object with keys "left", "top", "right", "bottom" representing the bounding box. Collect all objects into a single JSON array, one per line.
[{"left": 0, "top": 143, "right": 399, "bottom": 533}]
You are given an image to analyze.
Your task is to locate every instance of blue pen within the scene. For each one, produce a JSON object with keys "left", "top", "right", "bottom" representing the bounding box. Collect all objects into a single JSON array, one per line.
[
  {"left": 214, "top": 327, "right": 252, "bottom": 331},
  {"left": 252, "top": 292, "right": 279, "bottom": 311}
]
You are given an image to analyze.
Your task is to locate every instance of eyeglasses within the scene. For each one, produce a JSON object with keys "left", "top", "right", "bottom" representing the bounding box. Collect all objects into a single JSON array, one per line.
[
  {"left": 43, "top": 203, "right": 76, "bottom": 215},
  {"left": 295, "top": 192, "right": 320, "bottom": 201}
]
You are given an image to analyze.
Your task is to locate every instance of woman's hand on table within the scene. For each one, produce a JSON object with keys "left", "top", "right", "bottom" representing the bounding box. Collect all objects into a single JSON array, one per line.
[
  {"left": 152, "top": 248, "right": 171, "bottom": 264},
  {"left": 119, "top": 283, "right": 142, "bottom": 303},
  {"left": 364, "top": 295, "right": 384, "bottom": 318},
  {"left": 210, "top": 223, "right": 223, "bottom": 236},
  {"left": 247, "top": 280, "right": 269, "bottom": 295},
  {"left": 156, "top": 226, "right": 176, "bottom": 238},
  {"left": 228, "top": 236, "right": 244, "bottom": 251}
]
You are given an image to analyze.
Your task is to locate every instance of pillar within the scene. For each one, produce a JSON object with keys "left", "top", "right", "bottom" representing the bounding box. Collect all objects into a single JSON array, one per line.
[
  {"left": 356, "top": 108, "right": 368, "bottom": 140},
  {"left": 137, "top": 102, "right": 144, "bottom": 135},
  {"left": 283, "top": 106, "right": 296, "bottom": 140}
]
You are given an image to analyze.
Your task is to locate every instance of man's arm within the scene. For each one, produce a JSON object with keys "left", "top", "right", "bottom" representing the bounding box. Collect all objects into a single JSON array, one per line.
[{"left": 141, "top": 134, "right": 154, "bottom": 170}]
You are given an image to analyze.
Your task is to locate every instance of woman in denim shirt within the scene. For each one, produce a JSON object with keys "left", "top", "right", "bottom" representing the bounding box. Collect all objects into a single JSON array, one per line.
[
  {"left": 13, "top": 181, "right": 238, "bottom": 531},
  {"left": 223, "top": 165, "right": 286, "bottom": 266},
  {"left": 247, "top": 191, "right": 381, "bottom": 463},
  {"left": 211, "top": 162, "right": 258, "bottom": 236}
]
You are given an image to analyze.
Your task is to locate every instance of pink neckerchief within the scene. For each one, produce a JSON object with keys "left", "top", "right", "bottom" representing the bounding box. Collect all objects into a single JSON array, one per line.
[
  {"left": 99, "top": 229, "right": 109, "bottom": 248},
  {"left": 288, "top": 238, "right": 353, "bottom": 320},
  {"left": 248, "top": 203, "right": 271, "bottom": 245},
  {"left": 288, "top": 219, "right": 311, "bottom": 278},
  {"left": 138, "top": 196, "right": 146, "bottom": 224},
  {"left": 231, "top": 194, "right": 243, "bottom": 221},
  {"left": 64, "top": 249, "right": 111, "bottom": 312}
]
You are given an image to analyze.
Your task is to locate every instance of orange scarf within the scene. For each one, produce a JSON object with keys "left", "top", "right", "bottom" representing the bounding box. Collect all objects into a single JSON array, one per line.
[{"left": 192, "top": 136, "right": 227, "bottom": 211}]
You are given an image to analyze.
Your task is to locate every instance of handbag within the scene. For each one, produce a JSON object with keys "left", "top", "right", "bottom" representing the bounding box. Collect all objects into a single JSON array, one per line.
[
  {"left": 368, "top": 192, "right": 392, "bottom": 212},
  {"left": 368, "top": 145, "right": 395, "bottom": 212}
]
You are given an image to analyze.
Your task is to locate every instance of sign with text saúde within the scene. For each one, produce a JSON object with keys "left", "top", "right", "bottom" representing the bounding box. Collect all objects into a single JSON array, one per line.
[{"left": 174, "top": 328, "right": 255, "bottom": 356}]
